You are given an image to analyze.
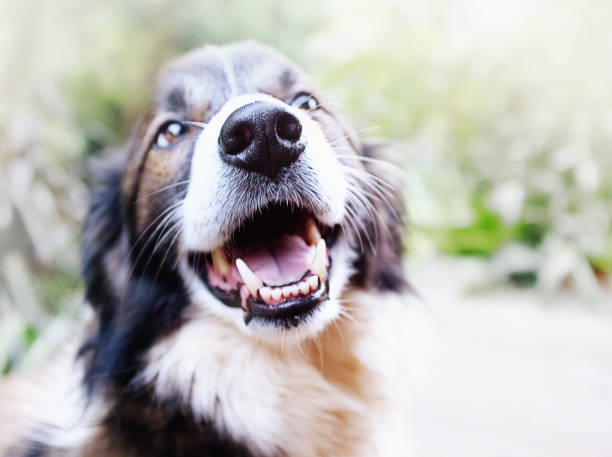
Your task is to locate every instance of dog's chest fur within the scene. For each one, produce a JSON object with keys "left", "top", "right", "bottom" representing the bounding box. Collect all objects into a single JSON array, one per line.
[
  {"left": 0, "top": 296, "right": 407, "bottom": 457},
  {"left": 88, "top": 295, "right": 382, "bottom": 457}
]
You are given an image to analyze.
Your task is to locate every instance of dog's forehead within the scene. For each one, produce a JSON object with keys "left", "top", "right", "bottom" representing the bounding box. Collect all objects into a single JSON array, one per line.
[{"left": 155, "top": 42, "right": 307, "bottom": 120}]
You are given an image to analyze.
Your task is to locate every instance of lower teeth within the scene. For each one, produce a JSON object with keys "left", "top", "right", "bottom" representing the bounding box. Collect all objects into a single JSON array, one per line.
[{"left": 259, "top": 274, "right": 319, "bottom": 305}]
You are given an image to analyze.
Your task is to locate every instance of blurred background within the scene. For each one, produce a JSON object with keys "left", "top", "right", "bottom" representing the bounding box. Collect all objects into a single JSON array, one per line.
[{"left": 1, "top": 0, "right": 611, "bottom": 454}]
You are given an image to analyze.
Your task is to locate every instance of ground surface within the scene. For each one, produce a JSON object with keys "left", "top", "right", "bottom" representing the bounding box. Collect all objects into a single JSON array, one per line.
[{"left": 406, "top": 259, "right": 612, "bottom": 457}]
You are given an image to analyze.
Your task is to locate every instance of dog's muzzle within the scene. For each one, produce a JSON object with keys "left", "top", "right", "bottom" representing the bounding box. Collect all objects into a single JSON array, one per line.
[{"left": 184, "top": 94, "right": 347, "bottom": 330}]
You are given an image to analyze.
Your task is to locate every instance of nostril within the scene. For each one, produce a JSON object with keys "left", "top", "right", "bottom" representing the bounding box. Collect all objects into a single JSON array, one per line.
[
  {"left": 276, "top": 112, "right": 302, "bottom": 143},
  {"left": 223, "top": 122, "right": 254, "bottom": 155}
]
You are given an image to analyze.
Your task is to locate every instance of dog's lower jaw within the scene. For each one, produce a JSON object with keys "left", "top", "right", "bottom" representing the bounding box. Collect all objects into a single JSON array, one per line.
[{"left": 181, "top": 235, "right": 355, "bottom": 342}]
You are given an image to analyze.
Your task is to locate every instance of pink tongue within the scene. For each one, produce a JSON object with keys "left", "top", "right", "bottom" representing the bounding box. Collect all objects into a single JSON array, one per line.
[{"left": 232, "top": 234, "right": 315, "bottom": 285}]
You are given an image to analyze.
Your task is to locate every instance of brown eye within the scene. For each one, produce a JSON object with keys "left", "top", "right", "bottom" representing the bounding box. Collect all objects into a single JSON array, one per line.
[
  {"left": 155, "top": 121, "right": 186, "bottom": 148},
  {"left": 291, "top": 93, "right": 319, "bottom": 111}
]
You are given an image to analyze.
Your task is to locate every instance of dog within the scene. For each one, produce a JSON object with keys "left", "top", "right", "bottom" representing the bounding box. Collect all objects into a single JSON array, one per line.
[{"left": 1, "top": 41, "right": 409, "bottom": 457}]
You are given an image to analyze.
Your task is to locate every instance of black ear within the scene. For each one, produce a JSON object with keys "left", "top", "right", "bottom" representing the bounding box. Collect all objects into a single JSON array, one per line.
[
  {"left": 80, "top": 156, "right": 127, "bottom": 314},
  {"left": 350, "top": 141, "right": 406, "bottom": 292}
]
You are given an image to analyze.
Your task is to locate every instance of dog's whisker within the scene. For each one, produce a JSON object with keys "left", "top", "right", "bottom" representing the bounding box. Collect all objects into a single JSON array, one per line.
[
  {"left": 123, "top": 200, "right": 185, "bottom": 289},
  {"left": 334, "top": 152, "right": 404, "bottom": 176},
  {"left": 340, "top": 161, "right": 399, "bottom": 186},
  {"left": 342, "top": 165, "right": 401, "bottom": 210},
  {"left": 342, "top": 205, "right": 371, "bottom": 253},
  {"left": 134, "top": 180, "right": 191, "bottom": 203},
  {"left": 151, "top": 209, "right": 183, "bottom": 255},
  {"left": 327, "top": 127, "right": 380, "bottom": 148},
  {"left": 122, "top": 203, "right": 185, "bottom": 305},
  {"left": 152, "top": 226, "right": 184, "bottom": 283},
  {"left": 344, "top": 175, "right": 396, "bottom": 221}
]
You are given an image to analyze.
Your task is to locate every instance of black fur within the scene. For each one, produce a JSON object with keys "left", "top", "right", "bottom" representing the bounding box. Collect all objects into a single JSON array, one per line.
[
  {"left": 97, "top": 391, "right": 257, "bottom": 457},
  {"left": 10, "top": 442, "right": 49, "bottom": 457},
  {"left": 80, "top": 160, "right": 188, "bottom": 390},
  {"left": 81, "top": 164, "right": 124, "bottom": 313},
  {"left": 77, "top": 161, "right": 258, "bottom": 456}
]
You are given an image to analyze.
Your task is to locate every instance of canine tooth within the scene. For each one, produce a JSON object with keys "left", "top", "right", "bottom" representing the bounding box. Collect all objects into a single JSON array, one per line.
[
  {"left": 298, "top": 280, "right": 310, "bottom": 295},
  {"left": 305, "top": 218, "right": 321, "bottom": 246},
  {"left": 309, "top": 239, "right": 327, "bottom": 279},
  {"left": 212, "top": 249, "right": 231, "bottom": 275},
  {"left": 260, "top": 286, "right": 273, "bottom": 304},
  {"left": 307, "top": 275, "right": 319, "bottom": 291},
  {"left": 236, "top": 259, "right": 262, "bottom": 297},
  {"left": 271, "top": 288, "right": 282, "bottom": 301}
]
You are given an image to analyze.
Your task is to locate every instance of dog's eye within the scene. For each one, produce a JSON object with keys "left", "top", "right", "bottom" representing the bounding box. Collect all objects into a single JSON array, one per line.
[
  {"left": 291, "top": 93, "right": 319, "bottom": 111},
  {"left": 155, "top": 121, "right": 187, "bottom": 148}
]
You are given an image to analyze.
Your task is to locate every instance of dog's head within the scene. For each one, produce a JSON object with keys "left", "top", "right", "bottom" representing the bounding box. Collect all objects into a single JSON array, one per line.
[{"left": 81, "top": 41, "right": 404, "bottom": 389}]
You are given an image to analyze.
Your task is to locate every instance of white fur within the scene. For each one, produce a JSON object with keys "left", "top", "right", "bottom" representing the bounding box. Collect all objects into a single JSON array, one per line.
[
  {"left": 182, "top": 93, "right": 347, "bottom": 252},
  {"left": 181, "top": 92, "right": 350, "bottom": 338},
  {"left": 136, "top": 289, "right": 414, "bottom": 457},
  {"left": 138, "top": 316, "right": 358, "bottom": 457}
]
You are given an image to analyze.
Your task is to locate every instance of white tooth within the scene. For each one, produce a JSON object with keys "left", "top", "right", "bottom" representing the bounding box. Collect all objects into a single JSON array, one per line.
[
  {"left": 212, "top": 249, "right": 231, "bottom": 276},
  {"left": 289, "top": 285, "right": 299, "bottom": 297},
  {"left": 271, "top": 288, "right": 282, "bottom": 301},
  {"left": 305, "top": 218, "right": 321, "bottom": 246},
  {"left": 309, "top": 239, "right": 327, "bottom": 279},
  {"left": 298, "top": 280, "right": 310, "bottom": 295},
  {"left": 260, "top": 286, "right": 273, "bottom": 304},
  {"left": 236, "top": 258, "right": 262, "bottom": 297},
  {"left": 282, "top": 286, "right": 293, "bottom": 298},
  {"left": 307, "top": 275, "right": 319, "bottom": 291}
]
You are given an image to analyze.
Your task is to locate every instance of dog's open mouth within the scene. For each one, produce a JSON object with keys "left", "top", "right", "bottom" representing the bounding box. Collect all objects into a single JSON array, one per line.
[{"left": 188, "top": 204, "right": 339, "bottom": 326}]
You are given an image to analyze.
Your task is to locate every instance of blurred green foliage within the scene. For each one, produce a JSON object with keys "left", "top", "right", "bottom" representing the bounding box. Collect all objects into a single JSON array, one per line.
[{"left": 1, "top": 0, "right": 611, "bottom": 374}]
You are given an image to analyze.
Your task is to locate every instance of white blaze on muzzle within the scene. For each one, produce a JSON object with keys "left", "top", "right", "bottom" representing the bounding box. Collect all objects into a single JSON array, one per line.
[{"left": 182, "top": 93, "right": 347, "bottom": 252}]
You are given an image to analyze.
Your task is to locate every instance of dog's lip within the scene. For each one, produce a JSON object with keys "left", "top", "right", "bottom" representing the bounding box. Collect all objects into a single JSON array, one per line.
[
  {"left": 188, "top": 253, "right": 332, "bottom": 327},
  {"left": 186, "top": 210, "right": 340, "bottom": 326},
  {"left": 187, "top": 242, "right": 335, "bottom": 321}
]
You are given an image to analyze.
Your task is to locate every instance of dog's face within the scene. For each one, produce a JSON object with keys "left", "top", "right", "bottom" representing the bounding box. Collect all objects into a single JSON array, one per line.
[{"left": 81, "top": 41, "right": 404, "bottom": 388}]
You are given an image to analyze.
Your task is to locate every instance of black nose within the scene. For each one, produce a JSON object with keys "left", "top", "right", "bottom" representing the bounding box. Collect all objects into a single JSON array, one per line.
[{"left": 219, "top": 101, "right": 305, "bottom": 179}]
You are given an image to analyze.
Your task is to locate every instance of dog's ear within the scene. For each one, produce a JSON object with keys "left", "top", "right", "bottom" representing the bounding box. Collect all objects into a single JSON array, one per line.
[
  {"left": 351, "top": 141, "right": 406, "bottom": 292},
  {"left": 80, "top": 154, "right": 128, "bottom": 315}
]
